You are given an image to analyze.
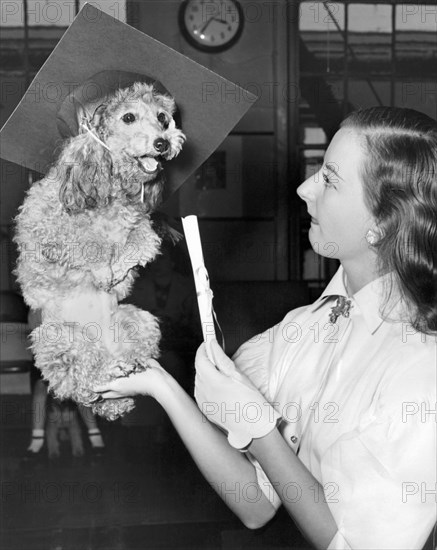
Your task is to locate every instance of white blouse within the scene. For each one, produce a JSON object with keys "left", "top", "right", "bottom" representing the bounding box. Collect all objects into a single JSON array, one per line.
[{"left": 233, "top": 267, "right": 436, "bottom": 550}]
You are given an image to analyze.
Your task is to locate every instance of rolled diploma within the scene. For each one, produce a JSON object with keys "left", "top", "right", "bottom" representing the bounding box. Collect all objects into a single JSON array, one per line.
[{"left": 181, "top": 215, "right": 216, "bottom": 361}]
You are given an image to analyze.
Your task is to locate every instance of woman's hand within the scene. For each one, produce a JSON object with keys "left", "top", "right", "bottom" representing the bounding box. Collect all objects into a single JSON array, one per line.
[
  {"left": 195, "top": 339, "right": 281, "bottom": 451},
  {"left": 93, "top": 358, "right": 169, "bottom": 401}
]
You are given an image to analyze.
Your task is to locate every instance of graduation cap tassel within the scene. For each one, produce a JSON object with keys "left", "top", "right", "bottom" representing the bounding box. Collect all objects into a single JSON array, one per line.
[{"left": 80, "top": 123, "right": 111, "bottom": 152}]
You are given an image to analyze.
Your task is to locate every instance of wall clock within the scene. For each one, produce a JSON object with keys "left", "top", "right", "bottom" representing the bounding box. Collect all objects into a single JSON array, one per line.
[{"left": 179, "top": 0, "right": 244, "bottom": 52}]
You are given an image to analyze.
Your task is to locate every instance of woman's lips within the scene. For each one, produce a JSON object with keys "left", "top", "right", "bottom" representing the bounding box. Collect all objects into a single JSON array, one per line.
[{"left": 310, "top": 216, "right": 319, "bottom": 225}]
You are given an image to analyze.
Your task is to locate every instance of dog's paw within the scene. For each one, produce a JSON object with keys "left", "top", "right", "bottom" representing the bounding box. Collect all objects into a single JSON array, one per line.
[
  {"left": 110, "top": 359, "right": 147, "bottom": 379},
  {"left": 92, "top": 397, "right": 136, "bottom": 420},
  {"left": 111, "top": 360, "right": 134, "bottom": 378},
  {"left": 132, "top": 359, "right": 147, "bottom": 373}
]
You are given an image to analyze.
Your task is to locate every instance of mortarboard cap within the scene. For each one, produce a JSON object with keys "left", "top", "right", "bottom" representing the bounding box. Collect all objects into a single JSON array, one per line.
[{"left": 0, "top": 4, "right": 257, "bottom": 199}]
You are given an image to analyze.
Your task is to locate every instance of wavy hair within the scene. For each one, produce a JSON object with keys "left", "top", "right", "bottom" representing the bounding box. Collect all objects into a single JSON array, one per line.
[{"left": 341, "top": 107, "right": 437, "bottom": 334}]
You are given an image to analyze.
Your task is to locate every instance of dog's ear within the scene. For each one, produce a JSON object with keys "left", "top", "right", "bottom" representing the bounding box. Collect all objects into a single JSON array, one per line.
[
  {"left": 75, "top": 101, "right": 90, "bottom": 133},
  {"left": 57, "top": 132, "right": 113, "bottom": 214},
  {"left": 90, "top": 103, "right": 107, "bottom": 128},
  {"left": 152, "top": 89, "right": 176, "bottom": 115},
  {"left": 75, "top": 102, "right": 107, "bottom": 134}
]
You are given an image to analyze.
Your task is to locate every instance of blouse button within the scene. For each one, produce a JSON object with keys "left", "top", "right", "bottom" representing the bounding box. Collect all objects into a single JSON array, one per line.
[{"left": 290, "top": 436, "right": 298, "bottom": 444}]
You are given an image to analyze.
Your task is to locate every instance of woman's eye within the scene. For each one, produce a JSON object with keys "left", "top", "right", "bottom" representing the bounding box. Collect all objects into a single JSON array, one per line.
[
  {"left": 157, "top": 112, "right": 168, "bottom": 128},
  {"left": 322, "top": 171, "right": 334, "bottom": 188},
  {"left": 122, "top": 113, "right": 136, "bottom": 124}
]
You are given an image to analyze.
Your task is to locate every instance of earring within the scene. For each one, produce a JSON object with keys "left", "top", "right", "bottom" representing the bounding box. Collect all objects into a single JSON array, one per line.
[{"left": 366, "top": 229, "right": 378, "bottom": 246}]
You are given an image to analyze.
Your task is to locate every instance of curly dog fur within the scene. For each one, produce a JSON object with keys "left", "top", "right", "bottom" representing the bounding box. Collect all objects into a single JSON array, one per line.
[{"left": 14, "top": 82, "right": 185, "bottom": 420}]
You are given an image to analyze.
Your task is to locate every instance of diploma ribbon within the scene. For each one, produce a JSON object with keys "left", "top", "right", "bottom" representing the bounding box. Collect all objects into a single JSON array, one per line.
[{"left": 181, "top": 215, "right": 223, "bottom": 363}]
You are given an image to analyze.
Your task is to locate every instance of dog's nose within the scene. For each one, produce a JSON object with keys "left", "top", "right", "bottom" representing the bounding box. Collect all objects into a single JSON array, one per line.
[{"left": 153, "top": 138, "right": 170, "bottom": 154}]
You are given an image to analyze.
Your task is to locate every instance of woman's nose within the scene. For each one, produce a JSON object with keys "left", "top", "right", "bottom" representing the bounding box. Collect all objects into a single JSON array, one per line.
[{"left": 297, "top": 174, "right": 316, "bottom": 202}]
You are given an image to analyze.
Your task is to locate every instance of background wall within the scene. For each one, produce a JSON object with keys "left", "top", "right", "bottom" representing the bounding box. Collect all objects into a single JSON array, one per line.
[
  {"left": 1, "top": 0, "right": 436, "bottom": 290},
  {"left": 130, "top": 0, "right": 286, "bottom": 281}
]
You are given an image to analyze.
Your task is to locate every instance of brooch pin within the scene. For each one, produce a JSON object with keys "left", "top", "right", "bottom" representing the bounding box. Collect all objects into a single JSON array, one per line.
[{"left": 329, "top": 296, "right": 353, "bottom": 324}]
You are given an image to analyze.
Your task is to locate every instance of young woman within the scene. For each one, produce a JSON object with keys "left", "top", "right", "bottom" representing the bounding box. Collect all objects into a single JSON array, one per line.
[{"left": 95, "top": 107, "right": 437, "bottom": 550}]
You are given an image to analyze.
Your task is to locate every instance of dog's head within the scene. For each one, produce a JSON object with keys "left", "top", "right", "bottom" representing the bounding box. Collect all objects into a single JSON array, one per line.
[
  {"left": 58, "top": 82, "right": 185, "bottom": 214},
  {"left": 97, "top": 82, "right": 185, "bottom": 171}
]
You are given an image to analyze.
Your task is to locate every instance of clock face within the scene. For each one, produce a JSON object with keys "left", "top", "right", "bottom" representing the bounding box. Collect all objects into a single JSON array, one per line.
[{"left": 179, "top": 0, "right": 244, "bottom": 52}]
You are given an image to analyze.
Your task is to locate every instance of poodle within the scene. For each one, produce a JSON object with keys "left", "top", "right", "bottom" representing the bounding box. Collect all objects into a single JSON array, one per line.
[{"left": 14, "top": 82, "right": 185, "bottom": 420}]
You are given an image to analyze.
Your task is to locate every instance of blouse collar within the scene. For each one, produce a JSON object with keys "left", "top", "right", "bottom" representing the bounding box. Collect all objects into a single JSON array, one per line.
[{"left": 312, "top": 266, "right": 398, "bottom": 334}]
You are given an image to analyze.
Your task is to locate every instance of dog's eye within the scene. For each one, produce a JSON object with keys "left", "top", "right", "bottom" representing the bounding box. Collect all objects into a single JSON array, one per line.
[
  {"left": 157, "top": 112, "right": 168, "bottom": 128},
  {"left": 122, "top": 113, "right": 136, "bottom": 124}
]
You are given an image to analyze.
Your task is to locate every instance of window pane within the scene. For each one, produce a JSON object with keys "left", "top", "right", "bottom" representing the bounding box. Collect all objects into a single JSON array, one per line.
[
  {"left": 300, "top": 1, "right": 346, "bottom": 74},
  {"left": 78, "top": 0, "right": 126, "bottom": 23},
  {"left": 303, "top": 127, "right": 327, "bottom": 146},
  {"left": 347, "top": 4, "right": 392, "bottom": 74},
  {"left": 301, "top": 149, "right": 325, "bottom": 179},
  {"left": 1, "top": 1, "right": 127, "bottom": 74},
  {"left": 348, "top": 4, "right": 392, "bottom": 32},
  {"left": 0, "top": 0, "right": 126, "bottom": 27},
  {"left": 395, "top": 4, "right": 437, "bottom": 31},
  {"left": 300, "top": 2, "right": 345, "bottom": 31},
  {"left": 347, "top": 79, "right": 391, "bottom": 109},
  {"left": 395, "top": 81, "right": 437, "bottom": 119},
  {"left": 395, "top": 5, "right": 437, "bottom": 76},
  {"left": 300, "top": 77, "right": 346, "bottom": 140}
]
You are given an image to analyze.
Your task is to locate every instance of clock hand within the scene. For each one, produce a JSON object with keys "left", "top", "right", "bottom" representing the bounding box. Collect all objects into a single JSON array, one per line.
[
  {"left": 199, "top": 18, "right": 214, "bottom": 34},
  {"left": 199, "top": 17, "right": 232, "bottom": 35}
]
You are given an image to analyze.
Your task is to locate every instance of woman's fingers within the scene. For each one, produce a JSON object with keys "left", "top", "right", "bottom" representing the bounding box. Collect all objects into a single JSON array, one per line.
[
  {"left": 93, "top": 379, "right": 124, "bottom": 399},
  {"left": 195, "top": 340, "right": 236, "bottom": 378},
  {"left": 92, "top": 370, "right": 149, "bottom": 399},
  {"left": 209, "top": 339, "right": 235, "bottom": 375},
  {"left": 93, "top": 359, "right": 164, "bottom": 399},
  {"left": 195, "top": 342, "right": 212, "bottom": 372},
  {"left": 145, "top": 358, "right": 161, "bottom": 369},
  {"left": 94, "top": 390, "right": 121, "bottom": 400},
  {"left": 93, "top": 382, "right": 114, "bottom": 393}
]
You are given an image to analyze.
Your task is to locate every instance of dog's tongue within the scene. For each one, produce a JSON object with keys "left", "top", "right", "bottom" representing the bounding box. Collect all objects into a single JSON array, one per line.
[{"left": 139, "top": 157, "right": 158, "bottom": 173}]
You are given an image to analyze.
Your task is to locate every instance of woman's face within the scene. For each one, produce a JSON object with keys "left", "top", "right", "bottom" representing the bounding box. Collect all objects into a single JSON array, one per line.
[{"left": 297, "top": 128, "right": 375, "bottom": 263}]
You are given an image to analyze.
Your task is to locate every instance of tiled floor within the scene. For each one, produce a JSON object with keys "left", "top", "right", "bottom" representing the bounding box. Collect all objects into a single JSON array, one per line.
[{"left": 0, "top": 395, "right": 312, "bottom": 550}]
